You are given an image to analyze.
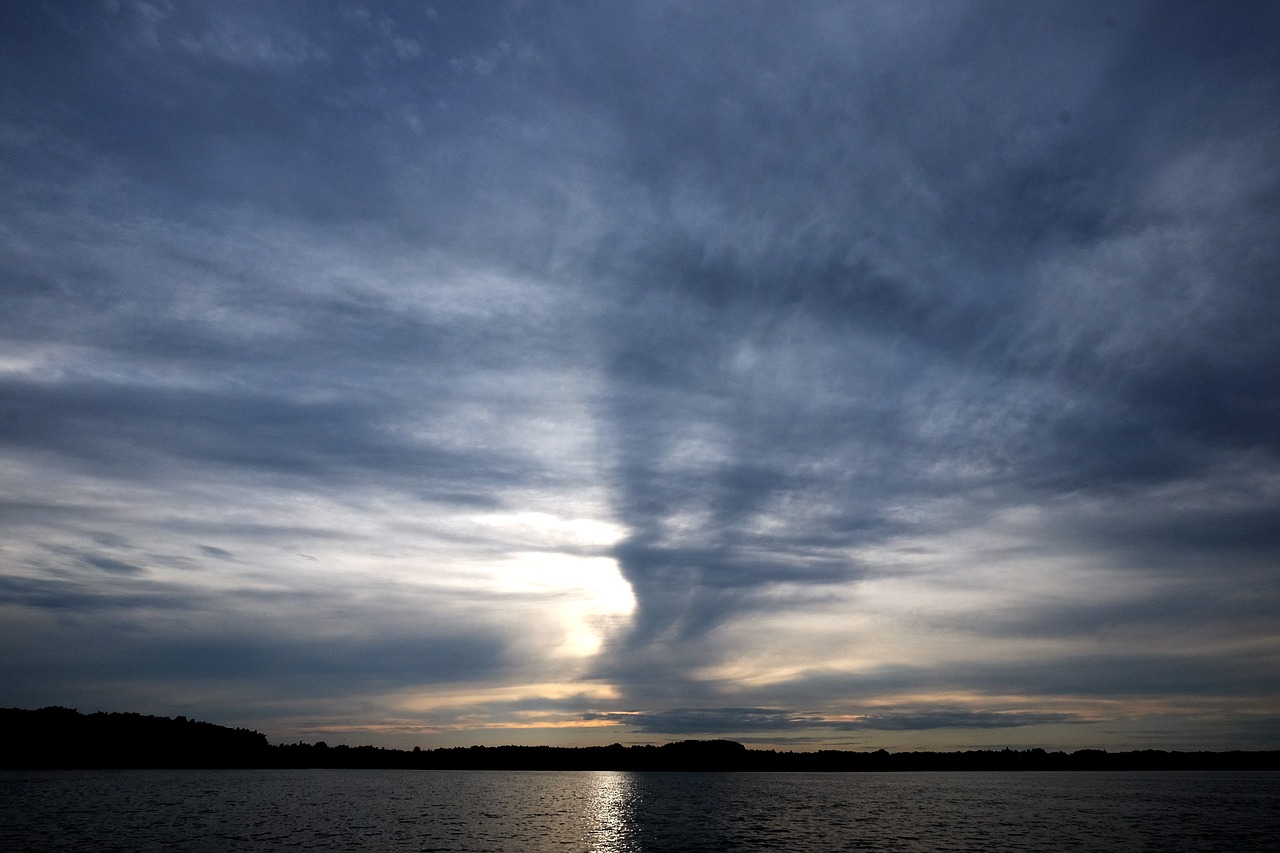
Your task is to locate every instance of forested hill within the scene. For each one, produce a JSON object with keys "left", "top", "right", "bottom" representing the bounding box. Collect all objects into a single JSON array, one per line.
[
  {"left": 2, "top": 706, "right": 270, "bottom": 768},
  {"left": 3, "top": 707, "right": 1277, "bottom": 771}
]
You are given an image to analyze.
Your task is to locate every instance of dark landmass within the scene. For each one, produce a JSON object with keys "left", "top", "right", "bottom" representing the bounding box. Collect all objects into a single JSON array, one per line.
[
  {"left": 4, "top": 707, "right": 1277, "bottom": 771},
  {"left": 2, "top": 706, "right": 269, "bottom": 769}
]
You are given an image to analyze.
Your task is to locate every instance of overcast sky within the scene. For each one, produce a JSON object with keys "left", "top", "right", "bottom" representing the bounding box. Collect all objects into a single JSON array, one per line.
[{"left": 2, "top": 1, "right": 1277, "bottom": 751}]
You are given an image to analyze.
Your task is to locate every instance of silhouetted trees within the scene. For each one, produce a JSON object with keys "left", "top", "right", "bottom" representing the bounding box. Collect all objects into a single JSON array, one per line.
[
  {"left": 1, "top": 706, "right": 269, "bottom": 769},
  {"left": 3, "top": 707, "right": 1276, "bottom": 771}
]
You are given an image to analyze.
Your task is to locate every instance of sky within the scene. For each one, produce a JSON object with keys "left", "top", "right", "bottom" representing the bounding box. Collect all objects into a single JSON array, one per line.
[{"left": 1, "top": 1, "right": 1277, "bottom": 752}]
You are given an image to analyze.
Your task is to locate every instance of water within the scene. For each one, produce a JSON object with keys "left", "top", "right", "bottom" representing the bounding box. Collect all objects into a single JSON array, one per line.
[{"left": 3, "top": 769, "right": 1278, "bottom": 852}]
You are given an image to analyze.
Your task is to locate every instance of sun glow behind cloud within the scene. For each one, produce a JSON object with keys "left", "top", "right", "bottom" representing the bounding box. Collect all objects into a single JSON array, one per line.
[{"left": 492, "top": 551, "right": 635, "bottom": 657}]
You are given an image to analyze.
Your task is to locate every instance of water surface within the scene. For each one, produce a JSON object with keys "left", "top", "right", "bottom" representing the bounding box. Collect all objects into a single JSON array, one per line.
[{"left": 3, "top": 769, "right": 1277, "bottom": 851}]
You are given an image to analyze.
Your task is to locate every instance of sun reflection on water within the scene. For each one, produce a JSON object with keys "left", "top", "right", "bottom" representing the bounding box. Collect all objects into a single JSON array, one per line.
[{"left": 584, "top": 770, "right": 639, "bottom": 853}]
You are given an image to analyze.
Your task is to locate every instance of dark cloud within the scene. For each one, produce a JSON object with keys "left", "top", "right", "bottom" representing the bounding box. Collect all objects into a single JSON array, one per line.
[
  {"left": 0, "top": 613, "right": 511, "bottom": 711},
  {"left": 737, "top": 652, "right": 1280, "bottom": 707},
  {"left": 565, "top": 0, "right": 1280, "bottom": 693},
  {"left": 587, "top": 707, "right": 1084, "bottom": 735},
  {"left": 0, "top": 574, "right": 193, "bottom": 612},
  {"left": 80, "top": 554, "right": 146, "bottom": 576},
  {"left": 0, "top": 374, "right": 550, "bottom": 500}
]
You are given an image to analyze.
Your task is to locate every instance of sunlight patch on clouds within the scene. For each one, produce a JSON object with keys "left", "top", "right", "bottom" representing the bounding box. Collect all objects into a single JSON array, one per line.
[
  {"left": 394, "top": 680, "right": 622, "bottom": 716},
  {"left": 469, "top": 512, "right": 625, "bottom": 549},
  {"left": 465, "top": 718, "right": 621, "bottom": 731},
  {"left": 0, "top": 446, "right": 631, "bottom": 665},
  {"left": 692, "top": 505, "right": 1191, "bottom": 691},
  {"left": 492, "top": 551, "right": 635, "bottom": 658}
]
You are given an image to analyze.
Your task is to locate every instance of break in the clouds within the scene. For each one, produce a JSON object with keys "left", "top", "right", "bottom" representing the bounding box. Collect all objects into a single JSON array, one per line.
[{"left": 1, "top": 1, "right": 1277, "bottom": 751}]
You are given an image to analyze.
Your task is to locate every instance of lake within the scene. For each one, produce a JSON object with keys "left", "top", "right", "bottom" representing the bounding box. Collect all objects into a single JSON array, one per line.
[{"left": 3, "top": 769, "right": 1278, "bottom": 851}]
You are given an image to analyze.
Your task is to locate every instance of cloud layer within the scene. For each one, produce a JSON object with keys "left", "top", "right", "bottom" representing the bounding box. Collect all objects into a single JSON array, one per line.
[{"left": 1, "top": 0, "right": 1277, "bottom": 749}]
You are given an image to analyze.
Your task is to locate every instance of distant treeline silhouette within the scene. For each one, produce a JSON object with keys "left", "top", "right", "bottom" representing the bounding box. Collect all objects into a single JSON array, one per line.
[
  {"left": 2, "top": 706, "right": 269, "bottom": 769},
  {"left": 4, "top": 707, "right": 1277, "bottom": 771}
]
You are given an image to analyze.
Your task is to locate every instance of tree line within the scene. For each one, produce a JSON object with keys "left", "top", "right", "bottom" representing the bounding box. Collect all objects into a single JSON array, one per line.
[{"left": 4, "top": 707, "right": 1276, "bottom": 771}]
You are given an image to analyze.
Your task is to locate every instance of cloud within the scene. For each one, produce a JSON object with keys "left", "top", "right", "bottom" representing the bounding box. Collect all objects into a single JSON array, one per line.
[
  {"left": 0, "top": 0, "right": 1277, "bottom": 749},
  {"left": 587, "top": 706, "right": 1085, "bottom": 735},
  {"left": 175, "top": 19, "right": 329, "bottom": 69}
]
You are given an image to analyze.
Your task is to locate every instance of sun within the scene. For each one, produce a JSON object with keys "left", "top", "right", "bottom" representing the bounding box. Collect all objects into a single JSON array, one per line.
[{"left": 498, "top": 551, "right": 637, "bottom": 657}]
